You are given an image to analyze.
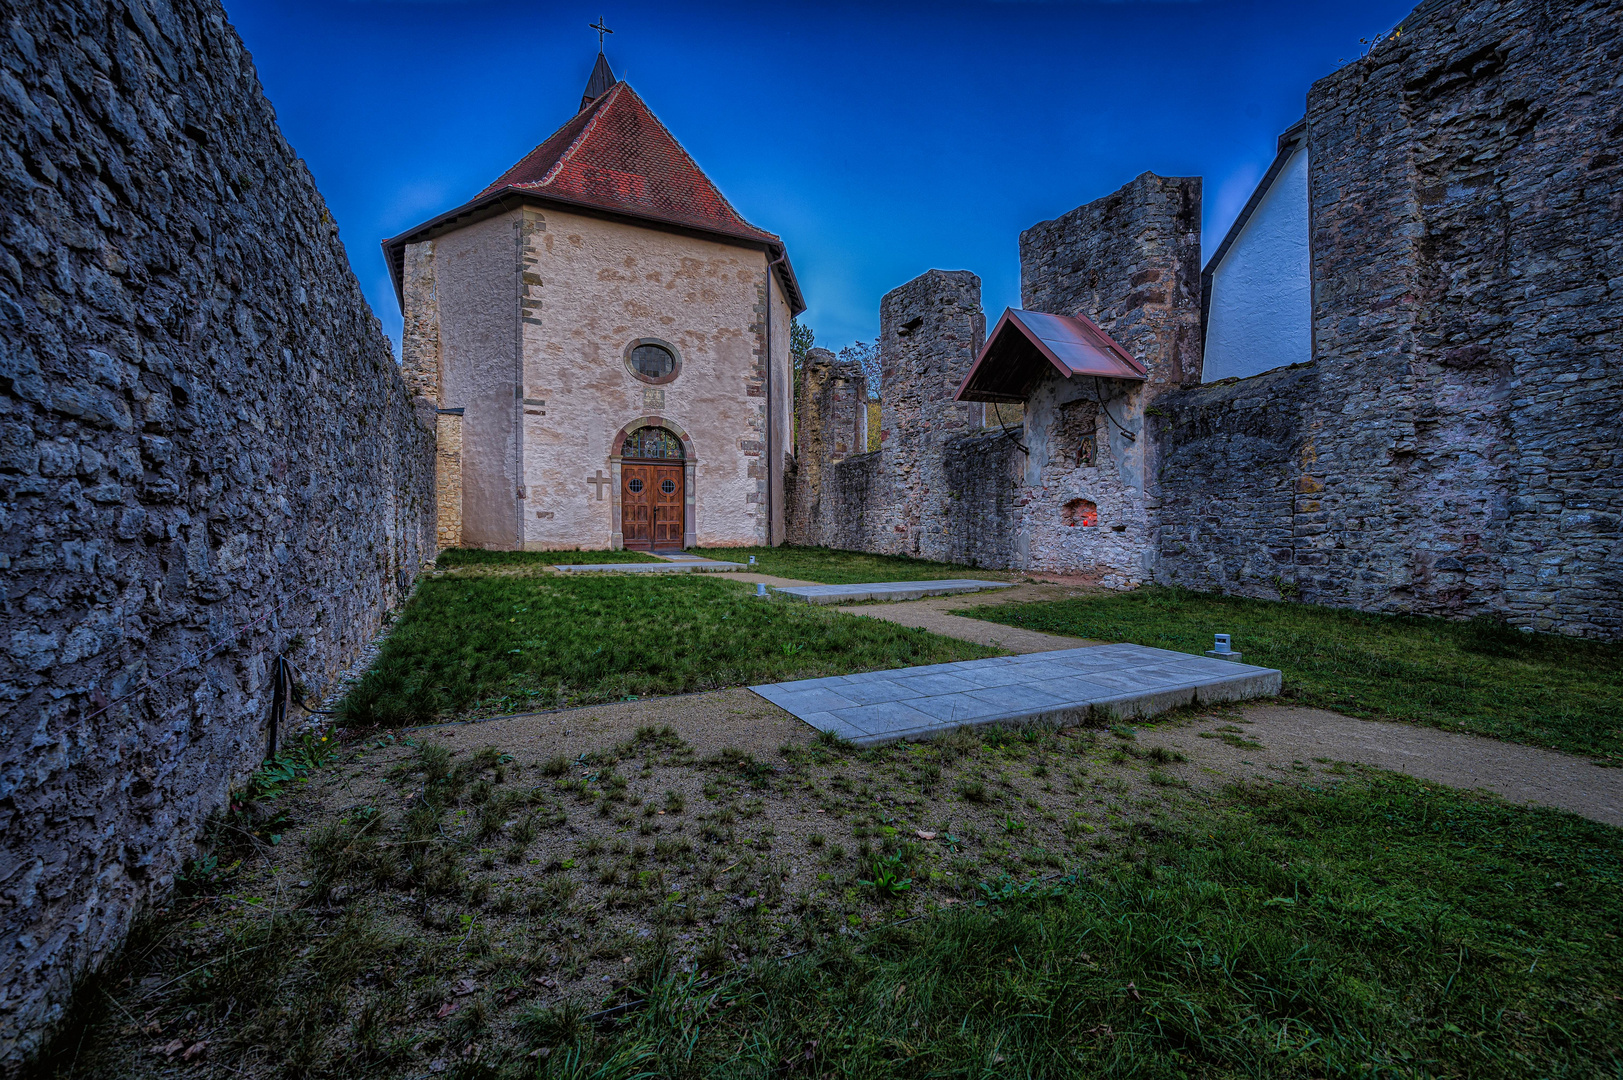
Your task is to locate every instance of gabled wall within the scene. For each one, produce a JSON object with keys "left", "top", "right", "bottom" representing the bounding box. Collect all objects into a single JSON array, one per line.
[{"left": 1203, "top": 143, "right": 1312, "bottom": 383}]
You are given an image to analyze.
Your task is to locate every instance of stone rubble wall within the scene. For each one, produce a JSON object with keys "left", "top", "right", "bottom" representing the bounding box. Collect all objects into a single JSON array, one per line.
[
  {"left": 872, "top": 271, "right": 986, "bottom": 559},
  {"left": 1016, "top": 174, "right": 1204, "bottom": 585},
  {"left": 0, "top": 0, "right": 437, "bottom": 1065},
  {"left": 785, "top": 348, "right": 867, "bottom": 549},
  {"left": 1155, "top": 0, "right": 1622, "bottom": 638},
  {"left": 790, "top": 0, "right": 1619, "bottom": 638}
]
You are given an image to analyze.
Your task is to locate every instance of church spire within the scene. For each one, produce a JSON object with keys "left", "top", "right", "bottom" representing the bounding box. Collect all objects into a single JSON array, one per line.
[
  {"left": 579, "top": 51, "right": 616, "bottom": 112},
  {"left": 580, "top": 18, "right": 616, "bottom": 112}
]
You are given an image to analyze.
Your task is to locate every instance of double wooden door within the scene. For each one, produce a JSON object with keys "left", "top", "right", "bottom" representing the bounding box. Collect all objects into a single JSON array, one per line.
[{"left": 622, "top": 463, "right": 683, "bottom": 549}]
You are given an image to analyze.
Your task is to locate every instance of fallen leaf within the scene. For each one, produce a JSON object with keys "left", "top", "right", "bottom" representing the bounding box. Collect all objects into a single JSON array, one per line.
[
  {"left": 152, "top": 1039, "right": 186, "bottom": 1058},
  {"left": 428, "top": 1058, "right": 448, "bottom": 1073},
  {"left": 435, "top": 1000, "right": 460, "bottom": 1019},
  {"left": 1127, "top": 982, "right": 1142, "bottom": 1001},
  {"left": 453, "top": 978, "right": 478, "bottom": 996},
  {"left": 182, "top": 1041, "right": 207, "bottom": 1062},
  {"left": 915, "top": 831, "right": 937, "bottom": 840}
]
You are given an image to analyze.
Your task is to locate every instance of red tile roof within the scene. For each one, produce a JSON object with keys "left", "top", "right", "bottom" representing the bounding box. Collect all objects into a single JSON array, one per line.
[{"left": 476, "top": 83, "right": 781, "bottom": 248}]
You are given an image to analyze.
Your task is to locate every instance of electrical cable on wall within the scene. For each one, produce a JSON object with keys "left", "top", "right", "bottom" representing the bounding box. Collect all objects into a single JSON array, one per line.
[
  {"left": 989, "top": 402, "right": 1030, "bottom": 455},
  {"left": 1093, "top": 377, "right": 1137, "bottom": 442}
]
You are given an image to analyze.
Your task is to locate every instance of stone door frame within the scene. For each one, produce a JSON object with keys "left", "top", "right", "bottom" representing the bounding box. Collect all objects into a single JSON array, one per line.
[{"left": 609, "top": 416, "right": 697, "bottom": 550}]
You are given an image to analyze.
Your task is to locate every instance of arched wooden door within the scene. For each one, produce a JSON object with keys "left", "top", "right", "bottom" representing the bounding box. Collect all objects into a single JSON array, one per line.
[{"left": 621, "top": 427, "right": 685, "bottom": 551}]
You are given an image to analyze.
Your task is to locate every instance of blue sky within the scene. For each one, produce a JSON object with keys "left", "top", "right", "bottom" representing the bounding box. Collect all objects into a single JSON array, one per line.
[{"left": 226, "top": 0, "right": 1413, "bottom": 356}]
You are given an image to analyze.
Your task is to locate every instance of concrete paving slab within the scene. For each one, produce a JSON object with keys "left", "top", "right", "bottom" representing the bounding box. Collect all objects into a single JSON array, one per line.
[
  {"left": 552, "top": 560, "right": 744, "bottom": 574},
  {"left": 775, "top": 579, "right": 1014, "bottom": 604},
  {"left": 749, "top": 643, "right": 1282, "bottom": 746}
]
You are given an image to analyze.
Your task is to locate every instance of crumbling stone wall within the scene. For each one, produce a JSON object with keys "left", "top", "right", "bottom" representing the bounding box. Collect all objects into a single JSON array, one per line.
[
  {"left": 786, "top": 348, "right": 866, "bottom": 548},
  {"left": 792, "top": 271, "right": 984, "bottom": 556},
  {"left": 1156, "top": 0, "right": 1622, "bottom": 638},
  {"left": 0, "top": 0, "right": 437, "bottom": 1064},
  {"left": 943, "top": 426, "right": 1025, "bottom": 570},
  {"left": 1015, "top": 173, "right": 1204, "bottom": 585}
]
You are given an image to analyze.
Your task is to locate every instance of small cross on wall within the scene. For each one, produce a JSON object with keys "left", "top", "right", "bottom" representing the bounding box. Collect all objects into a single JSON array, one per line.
[{"left": 587, "top": 470, "right": 611, "bottom": 500}]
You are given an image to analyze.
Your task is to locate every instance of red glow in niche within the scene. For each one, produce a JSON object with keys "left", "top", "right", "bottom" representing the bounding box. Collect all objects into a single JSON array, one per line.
[{"left": 1062, "top": 498, "right": 1098, "bottom": 527}]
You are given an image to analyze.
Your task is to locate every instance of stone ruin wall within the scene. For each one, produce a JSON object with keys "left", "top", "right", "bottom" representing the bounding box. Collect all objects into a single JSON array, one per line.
[
  {"left": 1015, "top": 173, "right": 1203, "bottom": 585},
  {"left": 791, "top": 0, "right": 1618, "bottom": 636},
  {"left": 785, "top": 348, "right": 866, "bottom": 549},
  {"left": 0, "top": 0, "right": 437, "bottom": 1064},
  {"left": 794, "top": 177, "right": 1203, "bottom": 584},
  {"left": 1155, "top": 0, "right": 1622, "bottom": 638},
  {"left": 802, "top": 271, "right": 987, "bottom": 559}
]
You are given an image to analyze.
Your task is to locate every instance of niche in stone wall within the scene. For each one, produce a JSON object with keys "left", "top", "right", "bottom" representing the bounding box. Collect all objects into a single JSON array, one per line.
[
  {"left": 1050, "top": 399, "right": 1100, "bottom": 470},
  {"left": 1062, "top": 498, "right": 1099, "bottom": 527}
]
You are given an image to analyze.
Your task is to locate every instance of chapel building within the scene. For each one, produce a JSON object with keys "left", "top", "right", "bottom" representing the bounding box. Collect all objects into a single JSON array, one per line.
[{"left": 384, "top": 52, "right": 803, "bottom": 552}]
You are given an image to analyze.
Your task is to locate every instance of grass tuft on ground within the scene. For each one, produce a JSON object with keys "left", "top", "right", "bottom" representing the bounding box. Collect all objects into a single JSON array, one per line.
[
  {"left": 54, "top": 755, "right": 1620, "bottom": 1079},
  {"left": 962, "top": 586, "right": 1623, "bottom": 761},
  {"left": 435, "top": 548, "right": 660, "bottom": 567},
  {"left": 561, "top": 772, "right": 1623, "bottom": 1078},
  {"left": 693, "top": 544, "right": 1006, "bottom": 585},
  {"left": 339, "top": 575, "right": 997, "bottom": 725}
]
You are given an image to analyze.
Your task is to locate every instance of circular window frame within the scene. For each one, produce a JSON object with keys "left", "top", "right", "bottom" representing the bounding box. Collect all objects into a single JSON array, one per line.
[{"left": 623, "top": 337, "right": 682, "bottom": 386}]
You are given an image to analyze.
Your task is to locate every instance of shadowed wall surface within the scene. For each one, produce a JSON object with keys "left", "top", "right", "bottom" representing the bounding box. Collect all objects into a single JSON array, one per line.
[{"left": 0, "top": 0, "right": 436, "bottom": 1063}]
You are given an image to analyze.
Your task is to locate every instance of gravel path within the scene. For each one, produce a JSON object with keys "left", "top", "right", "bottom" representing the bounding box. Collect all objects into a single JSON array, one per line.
[
  {"left": 833, "top": 582, "right": 1102, "bottom": 653},
  {"left": 1138, "top": 705, "right": 1623, "bottom": 828}
]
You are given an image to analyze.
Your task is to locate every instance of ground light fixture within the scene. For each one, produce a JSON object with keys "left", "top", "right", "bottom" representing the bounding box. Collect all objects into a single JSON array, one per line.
[{"left": 1206, "top": 633, "right": 1243, "bottom": 663}]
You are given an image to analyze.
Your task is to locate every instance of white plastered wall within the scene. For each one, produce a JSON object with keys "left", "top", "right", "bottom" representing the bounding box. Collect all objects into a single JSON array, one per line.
[{"left": 1203, "top": 146, "right": 1312, "bottom": 383}]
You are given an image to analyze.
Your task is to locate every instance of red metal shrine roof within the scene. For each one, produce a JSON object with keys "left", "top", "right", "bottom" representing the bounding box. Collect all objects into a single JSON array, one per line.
[
  {"left": 383, "top": 61, "right": 803, "bottom": 314},
  {"left": 955, "top": 308, "right": 1147, "bottom": 403}
]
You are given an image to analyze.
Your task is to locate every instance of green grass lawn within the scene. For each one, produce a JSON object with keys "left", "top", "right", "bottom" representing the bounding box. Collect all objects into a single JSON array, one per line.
[
  {"left": 510, "top": 772, "right": 1623, "bottom": 1078},
  {"left": 338, "top": 574, "right": 998, "bottom": 725},
  {"left": 694, "top": 544, "right": 1004, "bottom": 584},
  {"left": 434, "top": 548, "right": 660, "bottom": 567},
  {"left": 962, "top": 587, "right": 1623, "bottom": 761}
]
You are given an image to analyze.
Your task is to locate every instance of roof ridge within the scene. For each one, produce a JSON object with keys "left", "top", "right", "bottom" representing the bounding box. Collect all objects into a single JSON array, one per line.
[{"left": 533, "top": 82, "right": 623, "bottom": 191}]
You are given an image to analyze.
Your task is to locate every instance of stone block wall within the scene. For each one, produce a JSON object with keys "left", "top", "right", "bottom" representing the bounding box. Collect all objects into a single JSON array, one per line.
[
  {"left": 873, "top": 270, "right": 986, "bottom": 559},
  {"left": 942, "top": 426, "right": 1025, "bottom": 569},
  {"left": 1015, "top": 173, "right": 1204, "bottom": 585},
  {"left": 1156, "top": 0, "right": 1622, "bottom": 637},
  {"left": 0, "top": 0, "right": 437, "bottom": 1064},
  {"left": 786, "top": 348, "right": 866, "bottom": 548}
]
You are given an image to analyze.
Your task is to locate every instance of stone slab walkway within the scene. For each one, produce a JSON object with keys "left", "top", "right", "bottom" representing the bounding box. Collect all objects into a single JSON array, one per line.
[
  {"left": 751, "top": 644, "right": 1282, "bottom": 745},
  {"left": 551, "top": 560, "right": 743, "bottom": 574},
  {"left": 774, "top": 579, "right": 1013, "bottom": 604}
]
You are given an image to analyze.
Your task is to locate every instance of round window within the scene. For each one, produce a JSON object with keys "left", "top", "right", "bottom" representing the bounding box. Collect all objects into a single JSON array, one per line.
[
  {"left": 631, "top": 344, "right": 674, "bottom": 379},
  {"left": 660, "top": 478, "right": 676, "bottom": 494},
  {"left": 627, "top": 478, "right": 644, "bottom": 493}
]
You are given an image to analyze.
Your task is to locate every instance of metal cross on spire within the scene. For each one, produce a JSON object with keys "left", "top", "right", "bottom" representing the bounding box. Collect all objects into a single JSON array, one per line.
[{"left": 589, "top": 17, "right": 613, "bottom": 52}]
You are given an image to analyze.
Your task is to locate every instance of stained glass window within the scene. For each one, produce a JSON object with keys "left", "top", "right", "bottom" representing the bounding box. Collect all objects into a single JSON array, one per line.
[
  {"left": 630, "top": 343, "right": 675, "bottom": 380},
  {"left": 624, "top": 427, "right": 684, "bottom": 460}
]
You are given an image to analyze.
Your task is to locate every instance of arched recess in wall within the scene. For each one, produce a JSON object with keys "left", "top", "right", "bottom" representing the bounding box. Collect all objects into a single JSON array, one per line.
[
  {"left": 609, "top": 416, "right": 697, "bottom": 551},
  {"left": 1062, "top": 498, "right": 1099, "bottom": 528}
]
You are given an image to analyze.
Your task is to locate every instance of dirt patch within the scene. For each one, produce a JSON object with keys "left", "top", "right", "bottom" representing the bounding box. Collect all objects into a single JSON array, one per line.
[
  {"left": 68, "top": 709, "right": 1210, "bottom": 1078},
  {"left": 1138, "top": 704, "right": 1623, "bottom": 828}
]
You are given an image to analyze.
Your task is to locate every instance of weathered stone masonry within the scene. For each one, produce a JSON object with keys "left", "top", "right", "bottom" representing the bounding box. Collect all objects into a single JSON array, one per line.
[
  {"left": 0, "top": 0, "right": 437, "bottom": 1065},
  {"left": 1156, "top": 0, "right": 1622, "bottom": 637},
  {"left": 792, "top": 0, "right": 1619, "bottom": 637}
]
